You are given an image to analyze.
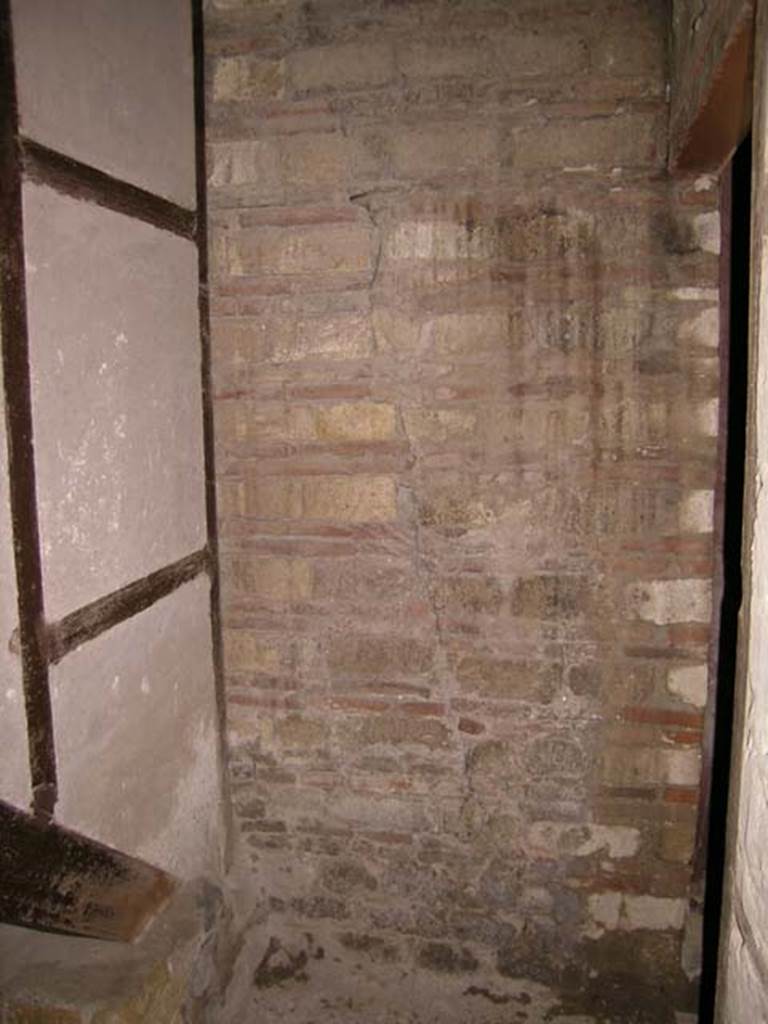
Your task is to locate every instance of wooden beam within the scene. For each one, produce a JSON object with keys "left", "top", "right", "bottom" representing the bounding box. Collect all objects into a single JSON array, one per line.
[
  {"left": 0, "top": 800, "right": 175, "bottom": 941},
  {"left": 672, "top": 8, "right": 755, "bottom": 172},
  {"left": 0, "top": 0, "right": 57, "bottom": 819},
  {"left": 20, "top": 138, "right": 197, "bottom": 241},
  {"left": 31, "top": 549, "right": 210, "bottom": 665}
]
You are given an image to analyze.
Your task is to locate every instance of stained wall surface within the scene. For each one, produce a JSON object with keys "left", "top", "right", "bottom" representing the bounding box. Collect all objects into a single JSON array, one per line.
[{"left": 206, "top": 2, "right": 720, "bottom": 1020}]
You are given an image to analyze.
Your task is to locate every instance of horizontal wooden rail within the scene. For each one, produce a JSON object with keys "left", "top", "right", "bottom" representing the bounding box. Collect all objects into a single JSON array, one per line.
[
  {"left": 0, "top": 799, "right": 175, "bottom": 941},
  {"left": 20, "top": 137, "right": 197, "bottom": 240}
]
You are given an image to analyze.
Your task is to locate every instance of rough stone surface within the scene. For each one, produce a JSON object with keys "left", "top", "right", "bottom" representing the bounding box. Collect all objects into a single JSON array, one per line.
[{"left": 207, "top": 1, "right": 718, "bottom": 1021}]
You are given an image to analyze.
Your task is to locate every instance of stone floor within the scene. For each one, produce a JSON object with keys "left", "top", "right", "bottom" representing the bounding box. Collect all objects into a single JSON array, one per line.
[{"left": 217, "top": 922, "right": 695, "bottom": 1024}]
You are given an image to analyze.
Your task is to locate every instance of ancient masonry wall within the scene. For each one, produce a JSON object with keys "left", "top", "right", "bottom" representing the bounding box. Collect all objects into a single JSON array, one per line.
[{"left": 205, "top": 1, "right": 720, "bottom": 1019}]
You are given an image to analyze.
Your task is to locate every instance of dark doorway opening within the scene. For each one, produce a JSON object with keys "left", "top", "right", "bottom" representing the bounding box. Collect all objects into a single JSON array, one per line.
[{"left": 698, "top": 131, "right": 752, "bottom": 1024}]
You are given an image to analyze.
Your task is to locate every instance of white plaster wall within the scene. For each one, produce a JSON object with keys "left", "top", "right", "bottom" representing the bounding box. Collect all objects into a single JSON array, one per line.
[
  {"left": 24, "top": 183, "right": 206, "bottom": 621},
  {"left": 1, "top": 0, "right": 223, "bottom": 892},
  {"left": 51, "top": 577, "right": 220, "bottom": 879},
  {"left": 719, "top": 258, "right": 768, "bottom": 1018},
  {"left": 11, "top": 0, "right": 196, "bottom": 207},
  {"left": 718, "top": 59, "right": 768, "bottom": 1018},
  {"left": 721, "top": 918, "right": 767, "bottom": 1021}
]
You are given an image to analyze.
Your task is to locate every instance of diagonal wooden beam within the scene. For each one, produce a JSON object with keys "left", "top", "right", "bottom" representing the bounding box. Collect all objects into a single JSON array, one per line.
[
  {"left": 672, "top": 4, "right": 755, "bottom": 172},
  {"left": 0, "top": 799, "right": 175, "bottom": 942},
  {"left": 19, "top": 138, "right": 197, "bottom": 241}
]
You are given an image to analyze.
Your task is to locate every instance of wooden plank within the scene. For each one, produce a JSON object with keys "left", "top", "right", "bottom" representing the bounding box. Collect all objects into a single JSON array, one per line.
[
  {"left": 191, "top": 0, "right": 233, "bottom": 868},
  {"left": 20, "top": 138, "right": 197, "bottom": 241},
  {"left": 0, "top": 799, "right": 175, "bottom": 941},
  {"left": 0, "top": 0, "right": 57, "bottom": 819},
  {"left": 672, "top": 7, "right": 755, "bottom": 172},
  {"left": 14, "top": 549, "right": 211, "bottom": 665}
]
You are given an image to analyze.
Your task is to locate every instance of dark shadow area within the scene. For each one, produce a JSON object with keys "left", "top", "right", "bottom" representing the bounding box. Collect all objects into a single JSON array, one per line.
[{"left": 698, "top": 130, "right": 751, "bottom": 1024}]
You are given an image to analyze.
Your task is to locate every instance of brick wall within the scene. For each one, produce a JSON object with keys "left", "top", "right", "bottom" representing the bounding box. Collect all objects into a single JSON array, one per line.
[{"left": 206, "top": 2, "right": 720, "bottom": 1020}]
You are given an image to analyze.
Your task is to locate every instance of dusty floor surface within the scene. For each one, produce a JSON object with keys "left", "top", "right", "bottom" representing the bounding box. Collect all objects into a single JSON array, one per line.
[{"left": 216, "top": 921, "right": 697, "bottom": 1024}]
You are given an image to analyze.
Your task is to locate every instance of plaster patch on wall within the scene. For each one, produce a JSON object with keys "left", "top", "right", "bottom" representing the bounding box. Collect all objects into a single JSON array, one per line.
[
  {"left": 586, "top": 892, "right": 622, "bottom": 935},
  {"left": 678, "top": 306, "right": 719, "bottom": 347},
  {"left": 664, "top": 747, "right": 701, "bottom": 786},
  {"left": 671, "top": 287, "right": 719, "bottom": 301},
  {"left": 667, "top": 664, "right": 708, "bottom": 707},
  {"left": 695, "top": 398, "right": 719, "bottom": 436},
  {"left": 587, "top": 893, "right": 687, "bottom": 936},
  {"left": 623, "top": 896, "right": 687, "bottom": 931},
  {"left": 693, "top": 211, "right": 721, "bottom": 254},
  {"left": 626, "top": 578, "right": 711, "bottom": 624},
  {"left": 138, "top": 716, "right": 222, "bottom": 880},
  {"left": 680, "top": 489, "right": 714, "bottom": 532},
  {"left": 528, "top": 822, "right": 640, "bottom": 859},
  {"left": 694, "top": 174, "right": 717, "bottom": 192},
  {"left": 386, "top": 221, "right": 494, "bottom": 261}
]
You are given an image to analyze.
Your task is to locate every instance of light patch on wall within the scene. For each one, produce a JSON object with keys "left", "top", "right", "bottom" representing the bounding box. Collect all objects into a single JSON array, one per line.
[
  {"left": 626, "top": 578, "right": 711, "bottom": 624},
  {"left": 696, "top": 398, "right": 719, "bottom": 436},
  {"left": 587, "top": 893, "right": 687, "bottom": 936},
  {"left": 528, "top": 822, "right": 640, "bottom": 859},
  {"left": 667, "top": 664, "right": 708, "bottom": 707},
  {"left": 693, "top": 211, "right": 721, "bottom": 254},
  {"left": 671, "top": 287, "right": 719, "bottom": 302},
  {"left": 386, "top": 221, "right": 494, "bottom": 261},
  {"left": 678, "top": 307, "right": 719, "bottom": 348},
  {"left": 694, "top": 174, "right": 717, "bottom": 192},
  {"left": 680, "top": 489, "right": 715, "bottom": 532},
  {"left": 622, "top": 895, "right": 687, "bottom": 931},
  {"left": 137, "top": 717, "right": 222, "bottom": 879},
  {"left": 586, "top": 892, "right": 622, "bottom": 935}
]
